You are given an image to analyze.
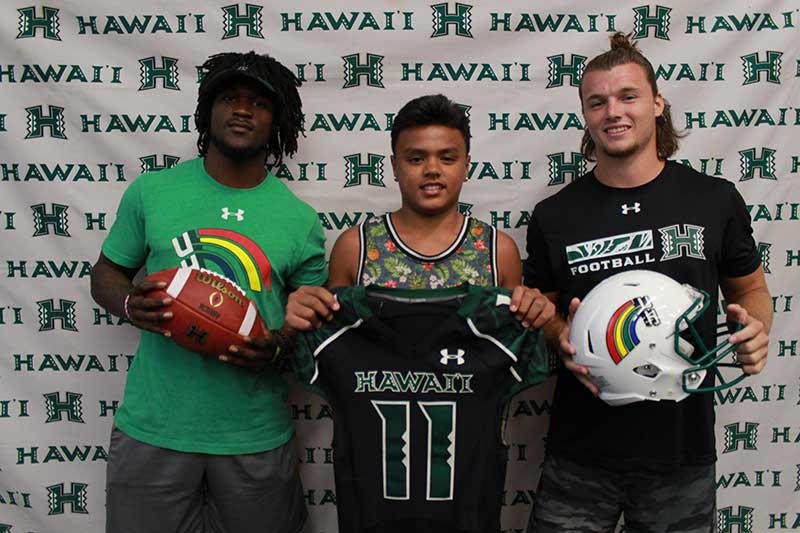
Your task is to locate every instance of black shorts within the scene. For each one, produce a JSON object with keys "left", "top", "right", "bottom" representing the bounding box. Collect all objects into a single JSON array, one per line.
[{"left": 527, "top": 454, "right": 715, "bottom": 533}]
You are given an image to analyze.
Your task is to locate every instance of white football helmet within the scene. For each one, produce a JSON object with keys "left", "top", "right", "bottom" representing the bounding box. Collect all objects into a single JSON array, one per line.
[{"left": 569, "top": 270, "right": 745, "bottom": 406}]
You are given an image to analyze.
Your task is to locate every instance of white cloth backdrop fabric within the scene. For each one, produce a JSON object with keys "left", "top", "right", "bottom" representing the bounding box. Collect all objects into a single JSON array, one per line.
[{"left": 1, "top": 1, "right": 798, "bottom": 532}]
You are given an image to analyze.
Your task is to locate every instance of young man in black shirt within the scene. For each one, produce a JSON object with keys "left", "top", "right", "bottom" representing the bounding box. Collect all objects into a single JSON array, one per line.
[{"left": 524, "top": 33, "right": 771, "bottom": 533}]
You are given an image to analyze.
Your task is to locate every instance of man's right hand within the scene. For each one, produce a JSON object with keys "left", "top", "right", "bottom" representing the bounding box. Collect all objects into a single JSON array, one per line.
[
  {"left": 125, "top": 280, "right": 174, "bottom": 336},
  {"left": 284, "top": 285, "right": 340, "bottom": 332},
  {"left": 555, "top": 297, "right": 599, "bottom": 396}
]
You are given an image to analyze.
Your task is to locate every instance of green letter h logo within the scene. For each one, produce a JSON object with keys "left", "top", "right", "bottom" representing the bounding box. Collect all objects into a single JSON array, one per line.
[
  {"left": 430, "top": 3, "right": 473, "bottom": 38},
  {"left": 17, "top": 6, "right": 60, "bottom": 40},
  {"left": 723, "top": 422, "right": 758, "bottom": 453},
  {"left": 344, "top": 154, "right": 385, "bottom": 187},
  {"left": 632, "top": 5, "right": 671, "bottom": 40},
  {"left": 221, "top": 4, "right": 264, "bottom": 38}
]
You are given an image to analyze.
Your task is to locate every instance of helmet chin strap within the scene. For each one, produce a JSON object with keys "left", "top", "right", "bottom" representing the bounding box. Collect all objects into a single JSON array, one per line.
[{"left": 676, "top": 336, "right": 695, "bottom": 358}]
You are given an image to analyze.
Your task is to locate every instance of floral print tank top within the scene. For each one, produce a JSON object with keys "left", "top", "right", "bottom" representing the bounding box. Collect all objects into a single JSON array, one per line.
[{"left": 357, "top": 214, "right": 497, "bottom": 289}]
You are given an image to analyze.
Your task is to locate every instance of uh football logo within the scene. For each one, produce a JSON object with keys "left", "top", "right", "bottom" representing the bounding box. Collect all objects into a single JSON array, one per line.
[
  {"left": 606, "top": 296, "right": 660, "bottom": 364},
  {"left": 172, "top": 228, "right": 272, "bottom": 292}
]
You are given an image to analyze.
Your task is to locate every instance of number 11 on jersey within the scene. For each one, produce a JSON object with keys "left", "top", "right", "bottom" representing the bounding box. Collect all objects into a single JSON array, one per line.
[{"left": 372, "top": 400, "right": 457, "bottom": 501}]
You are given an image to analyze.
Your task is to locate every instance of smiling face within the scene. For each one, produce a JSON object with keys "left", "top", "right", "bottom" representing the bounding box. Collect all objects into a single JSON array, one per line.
[
  {"left": 207, "top": 77, "right": 274, "bottom": 162},
  {"left": 581, "top": 62, "right": 665, "bottom": 162},
  {"left": 391, "top": 124, "right": 470, "bottom": 217}
]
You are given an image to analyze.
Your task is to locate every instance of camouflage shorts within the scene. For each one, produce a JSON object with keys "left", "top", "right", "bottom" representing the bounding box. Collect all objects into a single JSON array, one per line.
[{"left": 527, "top": 454, "right": 716, "bottom": 533}]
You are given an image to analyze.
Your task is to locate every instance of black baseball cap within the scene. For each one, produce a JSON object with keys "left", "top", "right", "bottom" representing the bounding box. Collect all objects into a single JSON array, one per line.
[{"left": 199, "top": 51, "right": 279, "bottom": 102}]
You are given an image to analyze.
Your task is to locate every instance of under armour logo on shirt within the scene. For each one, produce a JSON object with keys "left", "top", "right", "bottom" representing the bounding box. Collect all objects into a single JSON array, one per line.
[
  {"left": 621, "top": 203, "right": 641, "bottom": 215},
  {"left": 440, "top": 349, "right": 465, "bottom": 366},
  {"left": 221, "top": 208, "right": 245, "bottom": 221}
]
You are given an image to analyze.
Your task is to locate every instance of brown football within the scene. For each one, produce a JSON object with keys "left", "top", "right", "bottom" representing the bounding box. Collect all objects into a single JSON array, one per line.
[{"left": 144, "top": 267, "right": 267, "bottom": 356}]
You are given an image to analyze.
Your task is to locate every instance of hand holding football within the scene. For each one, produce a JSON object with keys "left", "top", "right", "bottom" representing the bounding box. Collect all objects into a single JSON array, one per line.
[{"left": 144, "top": 267, "right": 267, "bottom": 357}]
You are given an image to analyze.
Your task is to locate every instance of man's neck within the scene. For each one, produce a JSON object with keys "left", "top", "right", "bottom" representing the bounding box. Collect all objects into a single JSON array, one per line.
[
  {"left": 390, "top": 207, "right": 464, "bottom": 256},
  {"left": 593, "top": 149, "right": 665, "bottom": 189},
  {"left": 204, "top": 148, "right": 268, "bottom": 189}
]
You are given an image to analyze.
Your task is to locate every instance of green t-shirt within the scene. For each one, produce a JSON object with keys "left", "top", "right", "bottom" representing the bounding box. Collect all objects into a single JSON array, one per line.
[{"left": 102, "top": 157, "right": 326, "bottom": 454}]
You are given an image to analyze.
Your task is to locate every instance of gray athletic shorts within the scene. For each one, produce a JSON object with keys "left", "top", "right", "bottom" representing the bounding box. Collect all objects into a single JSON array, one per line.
[
  {"left": 106, "top": 426, "right": 307, "bottom": 533},
  {"left": 527, "top": 454, "right": 716, "bottom": 533}
]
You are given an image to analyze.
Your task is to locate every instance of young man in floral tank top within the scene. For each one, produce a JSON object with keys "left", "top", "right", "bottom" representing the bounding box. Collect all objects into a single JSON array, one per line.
[{"left": 285, "top": 94, "right": 554, "bottom": 331}]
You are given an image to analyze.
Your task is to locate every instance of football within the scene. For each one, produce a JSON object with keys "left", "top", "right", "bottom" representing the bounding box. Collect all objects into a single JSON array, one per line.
[{"left": 144, "top": 267, "right": 268, "bottom": 357}]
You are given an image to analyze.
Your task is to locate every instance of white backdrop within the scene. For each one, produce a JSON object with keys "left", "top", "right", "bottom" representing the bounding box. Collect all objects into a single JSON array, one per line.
[{"left": 1, "top": 1, "right": 798, "bottom": 532}]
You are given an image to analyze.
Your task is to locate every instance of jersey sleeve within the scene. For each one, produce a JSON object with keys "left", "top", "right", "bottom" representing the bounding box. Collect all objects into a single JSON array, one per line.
[
  {"left": 506, "top": 333, "right": 556, "bottom": 399},
  {"left": 469, "top": 289, "right": 555, "bottom": 388},
  {"left": 292, "top": 322, "right": 333, "bottom": 399},
  {"left": 101, "top": 178, "right": 148, "bottom": 268},
  {"left": 719, "top": 183, "right": 761, "bottom": 278},
  {"left": 523, "top": 207, "right": 557, "bottom": 292},
  {"left": 291, "top": 288, "right": 361, "bottom": 399},
  {"left": 287, "top": 211, "right": 328, "bottom": 289}
]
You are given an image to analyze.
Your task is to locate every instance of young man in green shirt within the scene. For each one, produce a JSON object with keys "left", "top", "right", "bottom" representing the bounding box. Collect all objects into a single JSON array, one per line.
[{"left": 90, "top": 51, "right": 325, "bottom": 533}]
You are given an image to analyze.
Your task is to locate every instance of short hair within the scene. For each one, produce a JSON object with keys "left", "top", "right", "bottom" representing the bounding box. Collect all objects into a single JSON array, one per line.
[
  {"left": 194, "top": 51, "right": 304, "bottom": 168},
  {"left": 579, "top": 32, "right": 685, "bottom": 162},
  {"left": 391, "top": 94, "right": 471, "bottom": 153}
]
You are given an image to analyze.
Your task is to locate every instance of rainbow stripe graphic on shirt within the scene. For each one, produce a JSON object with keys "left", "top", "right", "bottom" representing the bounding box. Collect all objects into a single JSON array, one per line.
[
  {"left": 175, "top": 228, "right": 272, "bottom": 292},
  {"left": 605, "top": 296, "right": 652, "bottom": 365}
]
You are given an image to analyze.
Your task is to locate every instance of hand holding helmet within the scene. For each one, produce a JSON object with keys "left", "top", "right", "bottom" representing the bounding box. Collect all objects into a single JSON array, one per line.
[{"left": 555, "top": 297, "right": 599, "bottom": 397}]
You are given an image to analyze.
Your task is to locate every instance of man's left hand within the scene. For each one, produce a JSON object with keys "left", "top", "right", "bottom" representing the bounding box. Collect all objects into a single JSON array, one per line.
[
  {"left": 727, "top": 303, "right": 769, "bottom": 375},
  {"left": 510, "top": 286, "right": 556, "bottom": 329},
  {"left": 219, "top": 332, "right": 278, "bottom": 370}
]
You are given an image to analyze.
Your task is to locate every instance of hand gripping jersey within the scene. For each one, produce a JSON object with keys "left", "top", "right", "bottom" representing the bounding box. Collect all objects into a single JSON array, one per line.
[{"left": 294, "top": 284, "right": 553, "bottom": 533}]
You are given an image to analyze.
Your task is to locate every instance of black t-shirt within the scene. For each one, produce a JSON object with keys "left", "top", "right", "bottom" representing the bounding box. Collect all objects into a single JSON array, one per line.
[
  {"left": 524, "top": 161, "right": 760, "bottom": 470},
  {"left": 294, "top": 284, "right": 552, "bottom": 533}
]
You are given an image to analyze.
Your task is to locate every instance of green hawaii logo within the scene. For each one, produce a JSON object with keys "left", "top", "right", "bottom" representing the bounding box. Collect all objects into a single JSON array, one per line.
[
  {"left": 221, "top": 3, "right": 263, "bottom": 38},
  {"left": 17, "top": 6, "right": 60, "bottom": 40},
  {"left": 138, "top": 56, "right": 179, "bottom": 90},
  {"left": 547, "top": 152, "right": 586, "bottom": 185},
  {"left": 31, "top": 203, "right": 69, "bottom": 237},
  {"left": 547, "top": 54, "right": 587, "bottom": 88},
  {"left": 741, "top": 51, "right": 782, "bottom": 84},
  {"left": 658, "top": 224, "right": 705, "bottom": 261},
  {"left": 37, "top": 299, "right": 78, "bottom": 332},
  {"left": 632, "top": 5, "right": 671, "bottom": 40},
  {"left": 430, "top": 3, "right": 472, "bottom": 38},
  {"left": 343, "top": 153, "right": 385, "bottom": 187},
  {"left": 279, "top": 11, "right": 413, "bottom": 31},
  {"left": 739, "top": 147, "right": 777, "bottom": 180},
  {"left": 716, "top": 506, "right": 754, "bottom": 533},
  {"left": 46, "top": 483, "right": 88, "bottom": 515},
  {"left": 342, "top": 53, "right": 384, "bottom": 88},
  {"left": 723, "top": 422, "right": 758, "bottom": 453},
  {"left": 25, "top": 105, "right": 67, "bottom": 140},
  {"left": 43, "top": 392, "right": 83, "bottom": 423}
]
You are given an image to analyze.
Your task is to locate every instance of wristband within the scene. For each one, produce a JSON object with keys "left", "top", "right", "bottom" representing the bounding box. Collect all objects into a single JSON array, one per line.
[
  {"left": 123, "top": 293, "right": 132, "bottom": 320},
  {"left": 269, "top": 328, "right": 294, "bottom": 364},
  {"left": 268, "top": 344, "right": 283, "bottom": 365}
]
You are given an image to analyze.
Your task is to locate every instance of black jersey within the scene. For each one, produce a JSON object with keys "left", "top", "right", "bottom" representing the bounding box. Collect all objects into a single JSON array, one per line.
[
  {"left": 294, "top": 284, "right": 552, "bottom": 533},
  {"left": 524, "top": 161, "right": 760, "bottom": 470}
]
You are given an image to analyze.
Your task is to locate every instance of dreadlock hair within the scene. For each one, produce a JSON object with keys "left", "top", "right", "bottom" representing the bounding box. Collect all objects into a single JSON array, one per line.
[
  {"left": 579, "top": 32, "right": 686, "bottom": 162},
  {"left": 194, "top": 51, "right": 304, "bottom": 168},
  {"left": 391, "top": 94, "right": 471, "bottom": 154}
]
